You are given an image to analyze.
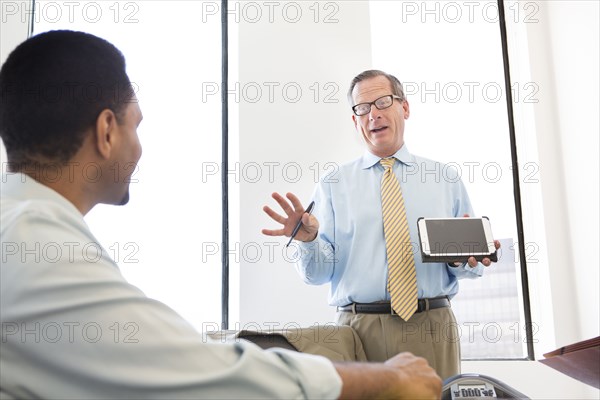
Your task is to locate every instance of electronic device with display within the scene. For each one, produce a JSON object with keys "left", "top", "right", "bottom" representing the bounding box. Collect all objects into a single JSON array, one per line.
[
  {"left": 442, "top": 373, "right": 530, "bottom": 400},
  {"left": 417, "top": 217, "right": 497, "bottom": 263}
]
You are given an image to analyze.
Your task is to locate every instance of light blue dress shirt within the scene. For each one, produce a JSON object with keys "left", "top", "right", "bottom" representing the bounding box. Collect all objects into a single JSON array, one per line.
[{"left": 296, "top": 145, "right": 484, "bottom": 306}]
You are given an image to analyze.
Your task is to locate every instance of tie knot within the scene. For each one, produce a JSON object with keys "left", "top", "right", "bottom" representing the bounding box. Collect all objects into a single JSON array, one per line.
[{"left": 380, "top": 157, "right": 396, "bottom": 170}]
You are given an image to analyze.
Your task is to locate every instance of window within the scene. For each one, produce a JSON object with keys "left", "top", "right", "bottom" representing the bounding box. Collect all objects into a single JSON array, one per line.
[{"left": 33, "top": 0, "right": 226, "bottom": 330}]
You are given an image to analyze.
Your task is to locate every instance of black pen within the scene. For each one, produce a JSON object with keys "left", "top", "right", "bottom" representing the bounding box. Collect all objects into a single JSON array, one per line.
[{"left": 286, "top": 201, "right": 315, "bottom": 247}]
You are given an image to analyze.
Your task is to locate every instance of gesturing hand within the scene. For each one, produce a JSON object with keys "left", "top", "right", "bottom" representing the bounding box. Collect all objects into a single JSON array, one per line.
[{"left": 262, "top": 192, "right": 319, "bottom": 243}]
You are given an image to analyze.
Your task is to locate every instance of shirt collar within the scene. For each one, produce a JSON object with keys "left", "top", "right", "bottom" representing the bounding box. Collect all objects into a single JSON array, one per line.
[
  {"left": 360, "top": 144, "right": 415, "bottom": 169},
  {"left": 1, "top": 172, "right": 83, "bottom": 217}
]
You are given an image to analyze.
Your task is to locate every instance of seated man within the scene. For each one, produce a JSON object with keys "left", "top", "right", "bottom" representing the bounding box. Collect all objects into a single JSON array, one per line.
[{"left": 0, "top": 30, "right": 441, "bottom": 399}]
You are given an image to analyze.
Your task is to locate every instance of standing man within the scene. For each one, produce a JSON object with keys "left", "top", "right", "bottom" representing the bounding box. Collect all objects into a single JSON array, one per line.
[
  {"left": 263, "top": 70, "right": 500, "bottom": 380},
  {"left": 0, "top": 35, "right": 441, "bottom": 399}
]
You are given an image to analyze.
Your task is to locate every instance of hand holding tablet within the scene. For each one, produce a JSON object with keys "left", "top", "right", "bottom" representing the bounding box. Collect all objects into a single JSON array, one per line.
[{"left": 417, "top": 217, "right": 498, "bottom": 263}]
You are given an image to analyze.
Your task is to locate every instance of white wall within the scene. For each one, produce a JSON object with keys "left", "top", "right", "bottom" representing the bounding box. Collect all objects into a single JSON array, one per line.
[
  {"left": 0, "top": 2, "right": 30, "bottom": 64},
  {"left": 0, "top": 0, "right": 32, "bottom": 163},
  {"left": 520, "top": 0, "right": 600, "bottom": 349},
  {"left": 545, "top": 0, "right": 599, "bottom": 344}
]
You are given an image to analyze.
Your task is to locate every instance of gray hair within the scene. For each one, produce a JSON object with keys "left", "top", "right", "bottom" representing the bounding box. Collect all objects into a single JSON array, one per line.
[{"left": 347, "top": 70, "right": 406, "bottom": 105}]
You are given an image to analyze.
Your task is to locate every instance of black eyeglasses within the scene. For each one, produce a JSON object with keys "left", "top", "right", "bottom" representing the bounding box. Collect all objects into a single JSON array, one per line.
[{"left": 352, "top": 95, "right": 404, "bottom": 116}]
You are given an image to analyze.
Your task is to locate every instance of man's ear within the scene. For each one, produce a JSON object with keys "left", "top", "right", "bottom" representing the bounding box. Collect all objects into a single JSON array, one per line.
[
  {"left": 94, "top": 109, "right": 117, "bottom": 159},
  {"left": 352, "top": 114, "right": 358, "bottom": 129}
]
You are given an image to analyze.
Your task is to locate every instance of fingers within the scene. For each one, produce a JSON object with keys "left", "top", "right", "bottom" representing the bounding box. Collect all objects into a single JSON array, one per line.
[
  {"left": 468, "top": 256, "right": 493, "bottom": 267},
  {"left": 285, "top": 192, "right": 304, "bottom": 212},
  {"left": 466, "top": 240, "right": 501, "bottom": 268},
  {"left": 261, "top": 228, "right": 286, "bottom": 237},
  {"left": 480, "top": 241, "right": 501, "bottom": 267},
  {"left": 384, "top": 352, "right": 442, "bottom": 399},
  {"left": 270, "top": 192, "right": 294, "bottom": 216},
  {"left": 299, "top": 214, "right": 319, "bottom": 241},
  {"left": 263, "top": 192, "right": 315, "bottom": 239},
  {"left": 262, "top": 205, "right": 286, "bottom": 225},
  {"left": 301, "top": 213, "right": 318, "bottom": 228},
  {"left": 270, "top": 192, "right": 309, "bottom": 216}
]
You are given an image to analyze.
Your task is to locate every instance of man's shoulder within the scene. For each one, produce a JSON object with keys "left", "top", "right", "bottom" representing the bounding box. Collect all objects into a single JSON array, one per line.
[
  {"left": 317, "top": 155, "right": 364, "bottom": 184},
  {"left": 407, "top": 153, "right": 441, "bottom": 166},
  {"left": 1, "top": 173, "right": 84, "bottom": 230},
  {"left": 339, "top": 155, "right": 365, "bottom": 171},
  {"left": 1, "top": 194, "right": 85, "bottom": 239},
  {"left": 402, "top": 153, "right": 464, "bottom": 186},
  {"left": 2, "top": 193, "right": 72, "bottom": 218}
]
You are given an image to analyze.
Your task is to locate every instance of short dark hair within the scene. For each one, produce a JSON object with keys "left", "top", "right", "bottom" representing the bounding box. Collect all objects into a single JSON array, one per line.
[
  {"left": 0, "top": 30, "right": 133, "bottom": 167},
  {"left": 347, "top": 70, "right": 406, "bottom": 105}
]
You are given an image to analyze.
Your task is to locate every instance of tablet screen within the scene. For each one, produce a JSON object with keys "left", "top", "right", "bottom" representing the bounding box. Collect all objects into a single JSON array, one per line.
[{"left": 425, "top": 218, "right": 489, "bottom": 255}]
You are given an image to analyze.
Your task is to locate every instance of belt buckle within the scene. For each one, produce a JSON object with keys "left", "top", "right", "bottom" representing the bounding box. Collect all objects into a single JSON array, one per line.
[
  {"left": 390, "top": 305, "right": 397, "bottom": 316},
  {"left": 351, "top": 303, "right": 357, "bottom": 315}
]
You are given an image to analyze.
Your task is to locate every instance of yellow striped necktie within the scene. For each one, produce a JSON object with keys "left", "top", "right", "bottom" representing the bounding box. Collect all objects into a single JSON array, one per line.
[{"left": 380, "top": 157, "right": 417, "bottom": 321}]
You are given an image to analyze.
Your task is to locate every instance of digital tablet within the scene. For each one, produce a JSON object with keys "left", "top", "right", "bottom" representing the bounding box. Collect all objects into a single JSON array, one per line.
[{"left": 417, "top": 217, "right": 497, "bottom": 263}]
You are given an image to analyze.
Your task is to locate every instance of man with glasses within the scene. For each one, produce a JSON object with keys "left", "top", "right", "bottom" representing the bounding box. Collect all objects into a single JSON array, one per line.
[{"left": 264, "top": 69, "right": 500, "bottom": 380}]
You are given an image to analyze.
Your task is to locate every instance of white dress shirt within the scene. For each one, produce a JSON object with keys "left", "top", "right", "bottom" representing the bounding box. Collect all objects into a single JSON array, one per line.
[{"left": 0, "top": 172, "right": 341, "bottom": 399}]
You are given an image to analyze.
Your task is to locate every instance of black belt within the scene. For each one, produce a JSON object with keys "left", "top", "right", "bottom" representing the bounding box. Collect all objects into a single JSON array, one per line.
[{"left": 337, "top": 297, "right": 450, "bottom": 315}]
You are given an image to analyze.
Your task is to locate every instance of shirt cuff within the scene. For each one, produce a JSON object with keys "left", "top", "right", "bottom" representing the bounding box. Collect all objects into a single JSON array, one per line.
[
  {"left": 296, "top": 233, "right": 319, "bottom": 245},
  {"left": 447, "top": 262, "right": 484, "bottom": 277},
  {"left": 295, "top": 237, "right": 321, "bottom": 262},
  {"left": 463, "top": 262, "right": 484, "bottom": 276},
  {"left": 269, "top": 349, "right": 343, "bottom": 400}
]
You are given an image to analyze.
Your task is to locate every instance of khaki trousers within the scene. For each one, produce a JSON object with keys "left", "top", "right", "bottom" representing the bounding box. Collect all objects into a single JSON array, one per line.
[{"left": 336, "top": 306, "right": 461, "bottom": 380}]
